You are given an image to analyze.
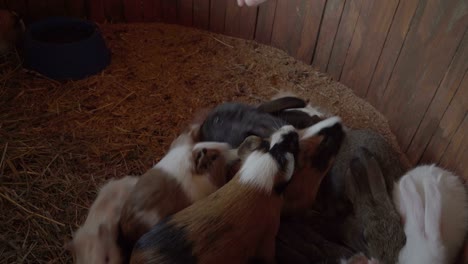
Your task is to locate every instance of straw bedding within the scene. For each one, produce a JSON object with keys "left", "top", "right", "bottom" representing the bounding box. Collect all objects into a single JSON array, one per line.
[{"left": 0, "top": 23, "right": 407, "bottom": 263}]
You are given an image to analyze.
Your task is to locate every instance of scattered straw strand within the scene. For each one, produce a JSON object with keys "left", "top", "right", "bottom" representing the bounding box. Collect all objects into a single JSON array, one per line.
[{"left": 0, "top": 191, "right": 65, "bottom": 227}]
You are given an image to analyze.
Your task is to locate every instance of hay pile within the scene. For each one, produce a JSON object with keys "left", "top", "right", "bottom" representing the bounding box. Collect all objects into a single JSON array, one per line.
[{"left": 0, "top": 23, "right": 406, "bottom": 263}]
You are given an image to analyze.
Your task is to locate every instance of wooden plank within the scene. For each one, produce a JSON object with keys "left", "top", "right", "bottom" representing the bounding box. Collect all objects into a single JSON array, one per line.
[
  {"left": 193, "top": 0, "right": 209, "bottom": 29},
  {"left": 271, "top": 0, "right": 302, "bottom": 54},
  {"left": 421, "top": 72, "right": 468, "bottom": 166},
  {"left": 162, "top": 0, "right": 178, "bottom": 24},
  {"left": 312, "top": 0, "right": 346, "bottom": 72},
  {"left": 237, "top": 3, "right": 258, "bottom": 39},
  {"left": 271, "top": 0, "right": 326, "bottom": 62},
  {"left": 177, "top": 0, "right": 193, "bottom": 26},
  {"left": 407, "top": 31, "right": 468, "bottom": 164},
  {"left": 339, "top": 0, "right": 399, "bottom": 97},
  {"left": 4, "top": 0, "right": 28, "bottom": 18},
  {"left": 143, "top": 0, "right": 163, "bottom": 22},
  {"left": 27, "top": 1, "right": 49, "bottom": 21},
  {"left": 296, "top": 0, "right": 327, "bottom": 63},
  {"left": 439, "top": 114, "right": 468, "bottom": 180},
  {"left": 67, "top": 0, "right": 86, "bottom": 18},
  {"left": 327, "top": 0, "right": 363, "bottom": 80},
  {"left": 381, "top": 0, "right": 468, "bottom": 152},
  {"left": 254, "top": 0, "right": 277, "bottom": 44},
  {"left": 46, "top": 0, "right": 66, "bottom": 16},
  {"left": 123, "top": 0, "right": 142, "bottom": 22},
  {"left": 89, "top": 0, "right": 106, "bottom": 22},
  {"left": 224, "top": 0, "right": 257, "bottom": 39},
  {"left": 104, "top": 0, "right": 124, "bottom": 22},
  {"left": 366, "top": 0, "right": 420, "bottom": 106},
  {"left": 210, "top": 0, "right": 227, "bottom": 33}
]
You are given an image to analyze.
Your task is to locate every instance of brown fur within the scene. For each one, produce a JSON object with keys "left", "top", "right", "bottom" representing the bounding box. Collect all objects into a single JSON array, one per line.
[
  {"left": 130, "top": 176, "right": 283, "bottom": 264},
  {"left": 281, "top": 135, "right": 333, "bottom": 214},
  {"left": 120, "top": 168, "right": 191, "bottom": 246}
]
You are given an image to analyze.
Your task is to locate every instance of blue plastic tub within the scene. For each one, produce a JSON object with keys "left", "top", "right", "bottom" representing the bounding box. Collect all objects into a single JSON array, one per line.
[{"left": 23, "top": 17, "right": 111, "bottom": 81}]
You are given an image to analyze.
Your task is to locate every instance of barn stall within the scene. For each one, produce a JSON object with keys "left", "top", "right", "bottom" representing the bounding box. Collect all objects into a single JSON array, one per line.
[{"left": 0, "top": 0, "right": 466, "bottom": 263}]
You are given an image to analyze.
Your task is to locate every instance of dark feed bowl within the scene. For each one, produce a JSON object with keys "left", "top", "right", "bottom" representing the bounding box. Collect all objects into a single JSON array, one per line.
[{"left": 23, "top": 17, "right": 110, "bottom": 80}]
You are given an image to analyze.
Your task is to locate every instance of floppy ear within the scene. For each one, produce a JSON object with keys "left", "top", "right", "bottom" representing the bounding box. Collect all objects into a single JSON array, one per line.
[
  {"left": 349, "top": 157, "right": 372, "bottom": 197},
  {"left": 400, "top": 176, "right": 425, "bottom": 234},
  {"left": 257, "top": 96, "right": 306, "bottom": 114},
  {"left": 299, "top": 117, "right": 344, "bottom": 172},
  {"left": 359, "top": 147, "right": 389, "bottom": 202},
  {"left": 424, "top": 175, "right": 442, "bottom": 240},
  {"left": 192, "top": 142, "right": 231, "bottom": 174},
  {"left": 345, "top": 166, "right": 359, "bottom": 204},
  {"left": 237, "top": 135, "right": 267, "bottom": 160}
]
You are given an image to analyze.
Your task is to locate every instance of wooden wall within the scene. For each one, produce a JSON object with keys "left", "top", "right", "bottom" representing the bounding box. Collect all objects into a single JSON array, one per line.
[{"left": 2, "top": 0, "right": 467, "bottom": 178}]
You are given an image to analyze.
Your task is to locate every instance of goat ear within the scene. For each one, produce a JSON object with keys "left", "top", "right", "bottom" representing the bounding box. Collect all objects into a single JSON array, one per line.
[
  {"left": 424, "top": 176, "right": 442, "bottom": 240},
  {"left": 400, "top": 176, "right": 425, "bottom": 234}
]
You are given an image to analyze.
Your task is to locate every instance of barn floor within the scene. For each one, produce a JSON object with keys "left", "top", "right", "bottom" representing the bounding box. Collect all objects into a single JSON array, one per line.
[{"left": 0, "top": 23, "right": 407, "bottom": 263}]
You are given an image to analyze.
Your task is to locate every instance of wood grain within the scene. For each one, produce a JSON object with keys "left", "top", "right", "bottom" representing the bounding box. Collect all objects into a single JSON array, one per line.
[
  {"left": 296, "top": 0, "right": 327, "bottom": 63},
  {"left": 162, "top": 0, "right": 178, "bottom": 24},
  {"left": 382, "top": 0, "right": 468, "bottom": 152},
  {"left": 27, "top": 1, "right": 49, "bottom": 21},
  {"left": 90, "top": 0, "right": 106, "bottom": 22},
  {"left": 46, "top": 0, "right": 66, "bottom": 16},
  {"left": 407, "top": 31, "right": 468, "bottom": 164},
  {"left": 123, "top": 0, "right": 142, "bottom": 22},
  {"left": 4, "top": 0, "right": 28, "bottom": 17},
  {"left": 312, "top": 0, "right": 346, "bottom": 72},
  {"left": 178, "top": 0, "right": 193, "bottom": 26},
  {"left": 210, "top": 0, "right": 227, "bottom": 33},
  {"left": 143, "top": 0, "right": 163, "bottom": 22},
  {"left": 193, "top": 0, "right": 210, "bottom": 29},
  {"left": 327, "top": 0, "right": 363, "bottom": 80},
  {"left": 271, "top": 0, "right": 303, "bottom": 54},
  {"left": 104, "top": 0, "right": 124, "bottom": 22},
  {"left": 254, "top": 0, "right": 277, "bottom": 44},
  {"left": 339, "top": 0, "right": 399, "bottom": 97},
  {"left": 366, "top": 0, "right": 420, "bottom": 106},
  {"left": 421, "top": 72, "right": 468, "bottom": 166},
  {"left": 439, "top": 114, "right": 467, "bottom": 180},
  {"left": 67, "top": 0, "right": 86, "bottom": 18},
  {"left": 224, "top": 0, "right": 257, "bottom": 39}
]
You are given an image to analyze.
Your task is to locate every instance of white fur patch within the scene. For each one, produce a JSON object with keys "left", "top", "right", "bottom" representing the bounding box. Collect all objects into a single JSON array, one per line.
[
  {"left": 301, "top": 116, "right": 341, "bottom": 139},
  {"left": 238, "top": 151, "right": 279, "bottom": 192},
  {"left": 270, "top": 125, "right": 296, "bottom": 147},
  {"left": 285, "top": 103, "right": 325, "bottom": 117},
  {"left": 193, "top": 142, "right": 231, "bottom": 152},
  {"left": 283, "top": 153, "right": 295, "bottom": 182},
  {"left": 154, "top": 144, "right": 217, "bottom": 202}
]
